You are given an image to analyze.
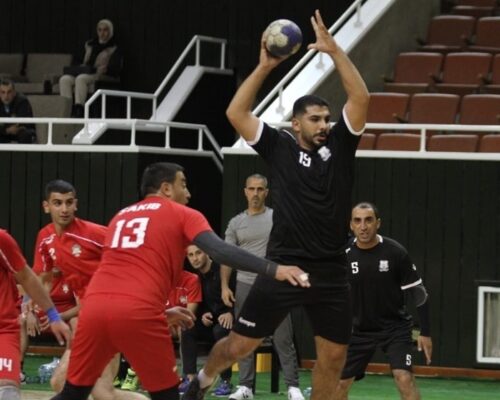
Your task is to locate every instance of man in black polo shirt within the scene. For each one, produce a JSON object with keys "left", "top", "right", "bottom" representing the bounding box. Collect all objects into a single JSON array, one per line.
[
  {"left": 183, "top": 9, "right": 370, "bottom": 400},
  {"left": 335, "top": 202, "right": 432, "bottom": 400}
]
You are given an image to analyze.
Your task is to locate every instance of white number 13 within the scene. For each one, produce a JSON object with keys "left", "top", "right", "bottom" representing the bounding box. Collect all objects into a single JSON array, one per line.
[{"left": 110, "top": 217, "right": 150, "bottom": 249}]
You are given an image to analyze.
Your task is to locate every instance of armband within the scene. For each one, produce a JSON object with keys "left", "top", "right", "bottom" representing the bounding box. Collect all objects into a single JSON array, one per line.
[{"left": 46, "top": 307, "right": 61, "bottom": 323}]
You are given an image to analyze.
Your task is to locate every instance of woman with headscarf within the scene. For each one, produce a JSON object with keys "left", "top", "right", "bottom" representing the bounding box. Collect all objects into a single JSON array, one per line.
[{"left": 59, "top": 19, "right": 121, "bottom": 117}]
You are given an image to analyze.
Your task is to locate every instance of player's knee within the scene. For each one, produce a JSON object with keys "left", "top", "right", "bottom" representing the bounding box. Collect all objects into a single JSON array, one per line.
[
  {"left": 0, "top": 385, "right": 21, "bottom": 400},
  {"left": 393, "top": 369, "right": 415, "bottom": 389}
]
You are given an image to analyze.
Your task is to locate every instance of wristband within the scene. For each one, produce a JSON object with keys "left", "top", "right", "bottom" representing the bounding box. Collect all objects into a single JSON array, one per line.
[{"left": 46, "top": 307, "right": 61, "bottom": 323}]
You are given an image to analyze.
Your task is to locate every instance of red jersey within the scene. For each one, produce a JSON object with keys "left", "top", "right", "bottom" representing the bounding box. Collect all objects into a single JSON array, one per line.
[
  {"left": 86, "top": 196, "right": 212, "bottom": 308},
  {"left": 0, "top": 229, "right": 27, "bottom": 333},
  {"left": 166, "top": 270, "right": 202, "bottom": 309},
  {"left": 35, "top": 218, "right": 107, "bottom": 298}
]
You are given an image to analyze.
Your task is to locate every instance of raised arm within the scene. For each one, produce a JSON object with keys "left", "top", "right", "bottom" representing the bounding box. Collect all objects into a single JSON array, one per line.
[
  {"left": 308, "top": 10, "right": 369, "bottom": 132},
  {"left": 226, "top": 33, "right": 290, "bottom": 142}
]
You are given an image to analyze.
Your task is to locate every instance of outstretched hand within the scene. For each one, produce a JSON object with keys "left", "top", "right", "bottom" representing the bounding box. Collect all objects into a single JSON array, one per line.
[
  {"left": 259, "top": 32, "right": 290, "bottom": 69},
  {"left": 308, "top": 9, "right": 338, "bottom": 55},
  {"left": 275, "top": 266, "right": 311, "bottom": 288}
]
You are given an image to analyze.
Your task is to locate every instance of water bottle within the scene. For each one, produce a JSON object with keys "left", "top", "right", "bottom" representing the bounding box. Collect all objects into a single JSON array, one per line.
[
  {"left": 38, "top": 357, "right": 60, "bottom": 383},
  {"left": 303, "top": 386, "right": 312, "bottom": 398}
]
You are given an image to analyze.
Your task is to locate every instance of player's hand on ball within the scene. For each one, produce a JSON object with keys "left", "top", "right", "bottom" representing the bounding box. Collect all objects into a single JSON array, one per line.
[
  {"left": 275, "top": 266, "right": 311, "bottom": 287},
  {"left": 166, "top": 306, "right": 195, "bottom": 330},
  {"left": 308, "top": 9, "right": 338, "bottom": 54}
]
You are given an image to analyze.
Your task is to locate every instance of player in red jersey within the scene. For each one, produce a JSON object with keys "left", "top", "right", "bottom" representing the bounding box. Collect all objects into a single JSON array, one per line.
[
  {"left": 51, "top": 162, "right": 309, "bottom": 400},
  {"left": 38, "top": 179, "right": 148, "bottom": 400},
  {"left": 0, "top": 229, "right": 71, "bottom": 400}
]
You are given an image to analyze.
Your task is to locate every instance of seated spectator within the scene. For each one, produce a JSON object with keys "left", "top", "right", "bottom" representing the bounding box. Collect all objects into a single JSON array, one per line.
[
  {"left": 0, "top": 79, "right": 36, "bottom": 143},
  {"left": 59, "top": 19, "right": 121, "bottom": 117},
  {"left": 19, "top": 269, "right": 78, "bottom": 382},
  {"left": 179, "top": 244, "right": 234, "bottom": 397}
]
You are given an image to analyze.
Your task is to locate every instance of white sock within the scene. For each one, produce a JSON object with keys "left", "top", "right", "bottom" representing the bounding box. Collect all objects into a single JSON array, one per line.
[{"left": 197, "top": 369, "right": 214, "bottom": 389}]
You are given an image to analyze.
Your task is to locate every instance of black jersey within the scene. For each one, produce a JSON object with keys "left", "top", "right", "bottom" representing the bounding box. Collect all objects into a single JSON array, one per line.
[
  {"left": 346, "top": 235, "right": 422, "bottom": 333},
  {"left": 250, "top": 112, "right": 360, "bottom": 276}
]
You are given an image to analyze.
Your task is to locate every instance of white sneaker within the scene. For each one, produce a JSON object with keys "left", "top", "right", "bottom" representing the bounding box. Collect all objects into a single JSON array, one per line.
[
  {"left": 228, "top": 385, "right": 254, "bottom": 400},
  {"left": 288, "top": 386, "right": 305, "bottom": 400}
]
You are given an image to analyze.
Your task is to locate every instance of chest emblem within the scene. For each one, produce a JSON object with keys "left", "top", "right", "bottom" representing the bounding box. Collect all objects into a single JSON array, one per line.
[
  {"left": 318, "top": 146, "right": 331, "bottom": 161},
  {"left": 179, "top": 295, "right": 188, "bottom": 306},
  {"left": 379, "top": 260, "right": 389, "bottom": 272},
  {"left": 62, "top": 284, "right": 70, "bottom": 294},
  {"left": 72, "top": 244, "right": 82, "bottom": 258}
]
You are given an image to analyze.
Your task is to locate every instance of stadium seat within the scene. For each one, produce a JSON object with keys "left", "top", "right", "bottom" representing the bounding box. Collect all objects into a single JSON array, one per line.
[
  {"left": 478, "top": 134, "right": 500, "bottom": 152},
  {"left": 433, "top": 52, "right": 492, "bottom": 96},
  {"left": 467, "top": 17, "right": 500, "bottom": 53},
  {"left": 27, "top": 95, "right": 76, "bottom": 144},
  {"left": 403, "top": 93, "right": 460, "bottom": 135},
  {"left": 357, "top": 133, "right": 376, "bottom": 150},
  {"left": 375, "top": 133, "right": 422, "bottom": 151},
  {"left": 383, "top": 52, "right": 443, "bottom": 94},
  {"left": 366, "top": 93, "right": 410, "bottom": 133},
  {"left": 483, "top": 54, "right": 500, "bottom": 94},
  {"left": 452, "top": 5, "right": 495, "bottom": 18},
  {"left": 15, "top": 53, "right": 72, "bottom": 94},
  {"left": 459, "top": 94, "right": 500, "bottom": 126},
  {"left": 0, "top": 54, "right": 24, "bottom": 81},
  {"left": 418, "top": 15, "right": 476, "bottom": 53},
  {"left": 427, "top": 134, "right": 479, "bottom": 152}
]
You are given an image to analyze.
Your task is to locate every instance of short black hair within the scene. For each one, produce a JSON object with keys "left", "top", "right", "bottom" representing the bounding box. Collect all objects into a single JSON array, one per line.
[
  {"left": 44, "top": 180, "right": 76, "bottom": 200},
  {"left": 140, "top": 162, "right": 184, "bottom": 198},
  {"left": 292, "top": 95, "right": 330, "bottom": 117},
  {"left": 352, "top": 202, "right": 380, "bottom": 219},
  {"left": 0, "top": 78, "right": 15, "bottom": 89}
]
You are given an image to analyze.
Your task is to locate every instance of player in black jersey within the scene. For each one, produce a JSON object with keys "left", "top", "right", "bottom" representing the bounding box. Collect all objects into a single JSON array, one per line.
[
  {"left": 335, "top": 202, "right": 432, "bottom": 400},
  {"left": 183, "top": 9, "right": 370, "bottom": 400}
]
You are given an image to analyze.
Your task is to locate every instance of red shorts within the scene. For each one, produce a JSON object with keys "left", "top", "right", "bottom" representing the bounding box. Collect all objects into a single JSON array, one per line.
[
  {"left": 67, "top": 295, "right": 178, "bottom": 392},
  {"left": 0, "top": 332, "right": 20, "bottom": 383}
]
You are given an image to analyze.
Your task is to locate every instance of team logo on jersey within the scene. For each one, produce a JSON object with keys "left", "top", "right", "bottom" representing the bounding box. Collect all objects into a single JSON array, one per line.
[
  {"left": 318, "top": 146, "right": 331, "bottom": 161},
  {"left": 71, "top": 244, "right": 82, "bottom": 257},
  {"left": 379, "top": 260, "right": 389, "bottom": 272},
  {"left": 62, "top": 284, "right": 70, "bottom": 294},
  {"left": 179, "top": 295, "right": 188, "bottom": 306},
  {"left": 412, "top": 264, "right": 417, "bottom": 271}
]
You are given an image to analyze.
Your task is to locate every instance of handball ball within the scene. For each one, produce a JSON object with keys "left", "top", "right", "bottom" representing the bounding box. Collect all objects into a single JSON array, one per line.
[{"left": 264, "top": 19, "right": 302, "bottom": 57}]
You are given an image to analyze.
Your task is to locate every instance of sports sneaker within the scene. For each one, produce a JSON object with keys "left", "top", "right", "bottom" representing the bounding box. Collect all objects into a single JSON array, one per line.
[
  {"left": 113, "top": 375, "right": 122, "bottom": 387},
  {"left": 121, "top": 368, "right": 139, "bottom": 391},
  {"left": 213, "top": 380, "right": 233, "bottom": 396},
  {"left": 181, "top": 377, "right": 210, "bottom": 400},
  {"left": 178, "top": 377, "right": 191, "bottom": 394},
  {"left": 228, "top": 385, "right": 253, "bottom": 400},
  {"left": 288, "top": 386, "right": 305, "bottom": 400},
  {"left": 20, "top": 371, "right": 26, "bottom": 385}
]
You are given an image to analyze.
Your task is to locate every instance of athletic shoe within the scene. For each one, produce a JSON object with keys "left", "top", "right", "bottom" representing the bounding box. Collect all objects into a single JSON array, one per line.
[
  {"left": 213, "top": 380, "right": 233, "bottom": 396},
  {"left": 181, "top": 377, "right": 210, "bottom": 400},
  {"left": 20, "top": 371, "right": 26, "bottom": 385},
  {"left": 121, "top": 368, "right": 139, "bottom": 391},
  {"left": 228, "top": 385, "right": 253, "bottom": 400},
  {"left": 288, "top": 386, "right": 305, "bottom": 400},
  {"left": 113, "top": 375, "right": 122, "bottom": 387},
  {"left": 178, "top": 377, "right": 191, "bottom": 394}
]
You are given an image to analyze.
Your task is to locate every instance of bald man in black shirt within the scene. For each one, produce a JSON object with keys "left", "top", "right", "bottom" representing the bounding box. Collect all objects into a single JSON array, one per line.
[{"left": 335, "top": 202, "right": 432, "bottom": 400}]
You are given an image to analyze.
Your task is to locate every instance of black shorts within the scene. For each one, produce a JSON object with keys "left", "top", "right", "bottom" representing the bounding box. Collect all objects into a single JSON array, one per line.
[
  {"left": 341, "top": 326, "right": 414, "bottom": 381},
  {"left": 232, "top": 268, "right": 352, "bottom": 344}
]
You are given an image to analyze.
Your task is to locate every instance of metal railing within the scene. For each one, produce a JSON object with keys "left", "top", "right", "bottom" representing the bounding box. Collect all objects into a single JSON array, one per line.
[
  {"left": 84, "top": 35, "right": 228, "bottom": 122},
  {"left": 0, "top": 117, "right": 224, "bottom": 171},
  {"left": 253, "top": 0, "right": 365, "bottom": 116}
]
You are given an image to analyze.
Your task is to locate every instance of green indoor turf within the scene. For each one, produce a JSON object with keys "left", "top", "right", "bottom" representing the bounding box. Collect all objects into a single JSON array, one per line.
[{"left": 22, "top": 355, "right": 499, "bottom": 399}]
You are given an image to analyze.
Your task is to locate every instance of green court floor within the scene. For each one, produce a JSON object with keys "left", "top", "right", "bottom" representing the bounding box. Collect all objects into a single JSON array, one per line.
[{"left": 23, "top": 356, "right": 499, "bottom": 399}]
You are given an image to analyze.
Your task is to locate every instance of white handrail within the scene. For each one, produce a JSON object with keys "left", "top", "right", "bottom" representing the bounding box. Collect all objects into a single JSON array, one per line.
[
  {"left": 83, "top": 35, "right": 228, "bottom": 122},
  {"left": 253, "top": 0, "right": 365, "bottom": 115}
]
